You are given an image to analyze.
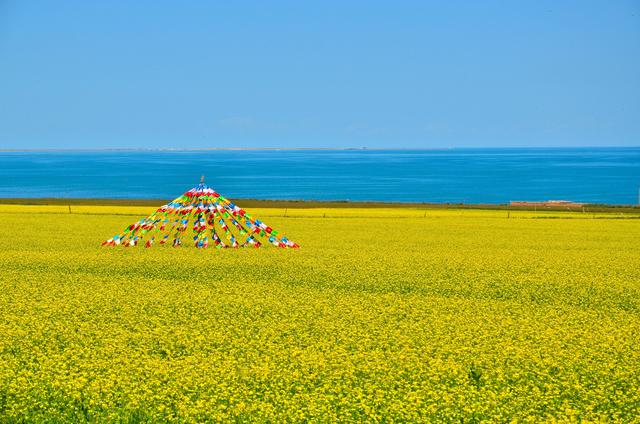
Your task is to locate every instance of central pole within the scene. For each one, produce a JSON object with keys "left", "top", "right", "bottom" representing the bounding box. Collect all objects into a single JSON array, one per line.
[{"left": 200, "top": 175, "right": 205, "bottom": 184}]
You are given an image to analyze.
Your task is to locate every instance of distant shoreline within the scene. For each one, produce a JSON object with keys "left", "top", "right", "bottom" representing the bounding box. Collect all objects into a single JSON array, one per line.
[{"left": 0, "top": 197, "right": 638, "bottom": 213}]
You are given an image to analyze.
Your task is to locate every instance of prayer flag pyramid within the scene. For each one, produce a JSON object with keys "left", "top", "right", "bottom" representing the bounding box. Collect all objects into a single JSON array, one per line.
[{"left": 103, "top": 177, "right": 299, "bottom": 249}]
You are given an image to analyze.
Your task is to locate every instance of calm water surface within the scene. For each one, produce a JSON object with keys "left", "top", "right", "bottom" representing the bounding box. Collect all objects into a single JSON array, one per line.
[{"left": 0, "top": 148, "right": 638, "bottom": 204}]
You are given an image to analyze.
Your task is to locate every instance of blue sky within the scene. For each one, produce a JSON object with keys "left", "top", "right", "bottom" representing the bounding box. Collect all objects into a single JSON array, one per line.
[{"left": 1, "top": 1, "right": 638, "bottom": 149}]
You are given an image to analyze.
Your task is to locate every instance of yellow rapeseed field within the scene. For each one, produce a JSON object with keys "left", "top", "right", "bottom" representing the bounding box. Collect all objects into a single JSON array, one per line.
[{"left": 0, "top": 205, "right": 639, "bottom": 421}]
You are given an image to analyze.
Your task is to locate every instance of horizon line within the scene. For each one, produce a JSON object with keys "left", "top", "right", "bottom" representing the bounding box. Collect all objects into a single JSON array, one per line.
[{"left": 1, "top": 145, "right": 639, "bottom": 153}]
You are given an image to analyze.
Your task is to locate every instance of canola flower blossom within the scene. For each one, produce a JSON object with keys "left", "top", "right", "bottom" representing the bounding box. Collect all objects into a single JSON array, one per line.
[{"left": 0, "top": 205, "right": 639, "bottom": 421}]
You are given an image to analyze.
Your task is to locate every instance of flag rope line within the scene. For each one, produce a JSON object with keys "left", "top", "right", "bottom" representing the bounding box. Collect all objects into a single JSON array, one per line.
[{"left": 102, "top": 182, "right": 299, "bottom": 249}]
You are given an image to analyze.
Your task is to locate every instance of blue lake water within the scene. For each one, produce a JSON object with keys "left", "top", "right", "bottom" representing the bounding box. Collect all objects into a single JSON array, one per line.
[{"left": 0, "top": 148, "right": 638, "bottom": 204}]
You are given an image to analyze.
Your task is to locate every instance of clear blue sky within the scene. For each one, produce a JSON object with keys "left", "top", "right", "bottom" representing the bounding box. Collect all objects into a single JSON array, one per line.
[{"left": 1, "top": 1, "right": 638, "bottom": 149}]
